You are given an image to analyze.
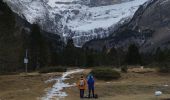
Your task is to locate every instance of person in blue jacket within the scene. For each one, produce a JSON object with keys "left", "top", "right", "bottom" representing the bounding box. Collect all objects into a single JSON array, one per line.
[{"left": 87, "top": 74, "right": 95, "bottom": 98}]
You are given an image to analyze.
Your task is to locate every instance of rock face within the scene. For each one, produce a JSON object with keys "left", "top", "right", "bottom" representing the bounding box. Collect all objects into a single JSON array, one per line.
[
  {"left": 128, "top": 0, "right": 170, "bottom": 51},
  {"left": 84, "top": 0, "right": 170, "bottom": 52},
  {"left": 3, "top": 0, "right": 148, "bottom": 47}
]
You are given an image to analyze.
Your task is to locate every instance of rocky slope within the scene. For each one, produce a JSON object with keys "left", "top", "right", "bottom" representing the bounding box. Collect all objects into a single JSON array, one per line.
[
  {"left": 3, "top": 0, "right": 148, "bottom": 47},
  {"left": 128, "top": 0, "right": 170, "bottom": 52},
  {"left": 84, "top": 0, "right": 170, "bottom": 52}
]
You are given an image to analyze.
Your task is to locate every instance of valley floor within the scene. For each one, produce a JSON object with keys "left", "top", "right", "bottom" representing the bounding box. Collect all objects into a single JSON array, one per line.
[
  {"left": 0, "top": 72, "right": 62, "bottom": 100},
  {"left": 0, "top": 68, "right": 170, "bottom": 100},
  {"left": 64, "top": 68, "right": 170, "bottom": 100}
]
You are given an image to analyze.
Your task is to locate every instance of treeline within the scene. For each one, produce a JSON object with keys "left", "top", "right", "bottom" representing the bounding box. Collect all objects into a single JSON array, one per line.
[
  {"left": 23, "top": 24, "right": 128, "bottom": 70},
  {"left": 1, "top": 22, "right": 170, "bottom": 73},
  {"left": 0, "top": 1, "right": 24, "bottom": 73},
  {"left": 13, "top": 24, "right": 170, "bottom": 72},
  {"left": 50, "top": 41, "right": 170, "bottom": 69},
  {"left": 52, "top": 41, "right": 126, "bottom": 67}
]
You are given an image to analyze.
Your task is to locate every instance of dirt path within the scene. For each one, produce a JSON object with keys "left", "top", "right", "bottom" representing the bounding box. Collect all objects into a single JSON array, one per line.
[{"left": 41, "top": 69, "right": 84, "bottom": 100}]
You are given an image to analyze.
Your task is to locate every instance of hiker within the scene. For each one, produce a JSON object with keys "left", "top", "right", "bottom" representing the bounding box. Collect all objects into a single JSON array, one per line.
[
  {"left": 77, "top": 75, "right": 87, "bottom": 98},
  {"left": 87, "top": 74, "right": 95, "bottom": 98}
]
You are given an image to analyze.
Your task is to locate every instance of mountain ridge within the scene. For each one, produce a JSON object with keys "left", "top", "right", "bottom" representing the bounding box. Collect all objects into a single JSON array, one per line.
[
  {"left": 3, "top": 0, "right": 148, "bottom": 47},
  {"left": 83, "top": 0, "right": 170, "bottom": 52}
]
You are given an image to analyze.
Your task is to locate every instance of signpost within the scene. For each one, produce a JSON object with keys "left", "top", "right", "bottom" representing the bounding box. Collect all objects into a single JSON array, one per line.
[{"left": 24, "top": 49, "right": 28, "bottom": 73}]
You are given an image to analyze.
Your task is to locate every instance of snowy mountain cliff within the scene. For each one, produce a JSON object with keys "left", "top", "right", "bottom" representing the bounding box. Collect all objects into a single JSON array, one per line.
[
  {"left": 83, "top": 0, "right": 170, "bottom": 52},
  {"left": 3, "top": 0, "right": 149, "bottom": 47}
]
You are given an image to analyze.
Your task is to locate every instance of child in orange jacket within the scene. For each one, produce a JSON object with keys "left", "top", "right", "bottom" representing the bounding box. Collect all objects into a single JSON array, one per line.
[{"left": 77, "top": 75, "right": 87, "bottom": 98}]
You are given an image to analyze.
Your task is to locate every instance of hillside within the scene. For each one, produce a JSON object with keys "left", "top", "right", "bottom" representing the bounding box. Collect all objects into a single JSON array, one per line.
[
  {"left": 3, "top": 0, "right": 148, "bottom": 47},
  {"left": 0, "top": 1, "right": 64, "bottom": 72},
  {"left": 84, "top": 0, "right": 170, "bottom": 52},
  {"left": 0, "top": 1, "right": 25, "bottom": 72}
]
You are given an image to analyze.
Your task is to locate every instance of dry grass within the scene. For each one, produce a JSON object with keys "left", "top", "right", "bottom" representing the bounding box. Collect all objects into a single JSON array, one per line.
[
  {"left": 0, "top": 72, "right": 62, "bottom": 100},
  {"left": 64, "top": 68, "right": 170, "bottom": 100},
  {"left": 0, "top": 68, "right": 170, "bottom": 100}
]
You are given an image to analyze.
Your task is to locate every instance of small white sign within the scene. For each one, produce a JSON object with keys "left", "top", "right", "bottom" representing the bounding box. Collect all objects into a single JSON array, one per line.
[{"left": 24, "top": 58, "right": 28, "bottom": 64}]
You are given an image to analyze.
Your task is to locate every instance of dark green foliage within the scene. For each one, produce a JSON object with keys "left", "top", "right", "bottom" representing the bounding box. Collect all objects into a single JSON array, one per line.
[
  {"left": 63, "top": 39, "right": 77, "bottom": 66},
  {"left": 158, "top": 63, "right": 170, "bottom": 73},
  {"left": 28, "top": 24, "right": 50, "bottom": 70},
  {"left": 0, "top": 1, "right": 25, "bottom": 73},
  {"left": 154, "top": 48, "right": 170, "bottom": 73},
  {"left": 154, "top": 47, "right": 168, "bottom": 63},
  {"left": 39, "top": 67, "right": 67, "bottom": 73},
  {"left": 50, "top": 52, "right": 63, "bottom": 66},
  {"left": 100, "top": 46, "right": 108, "bottom": 64},
  {"left": 85, "top": 49, "right": 95, "bottom": 67},
  {"left": 91, "top": 68, "right": 121, "bottom": 80},
  {"left": 121, "top": 66, "right": 128, "bottom": 73},
  {"left": 0, "top": 1, "right": 15, "bottom": 32},
  {"left": 107, "top": 47, "right": 124, "bottom": 66},
  {"left": 140, "top": 53, "right": 154, "bottom": 66},
  {"left": 62, "top": 39, "right": 85, "bottom": 66},
  {"left": 50, "top": 42, "right": 127, "bottom": 67},
  {"left": 75, "top": 48, "right": 86, "bottom": 66},
  {"left": 126, "top": 44, "right": 141, "bottom": 65}
]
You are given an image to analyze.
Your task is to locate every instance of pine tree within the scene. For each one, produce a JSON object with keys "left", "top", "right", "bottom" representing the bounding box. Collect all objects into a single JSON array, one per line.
[
  {"left": 0, "top": 1, "right": 23, "bottom": 72},
  {"left": 108, "top": 47, "right": 117, "bottom": 65},
  {"left": 155, "top": 47, "right": 165, "bottom": 63},
  {"left": 63, "top": 39, "right": 76, "bottom": 66},
  {"left": 126, "top": 44, "right": 141, "bottom": 65},
  {"left": 101, "top": 46, "right": 108, "bottom": 65},
  {"left": 29, "top": 24, "right": 49, "bottom": 70}
]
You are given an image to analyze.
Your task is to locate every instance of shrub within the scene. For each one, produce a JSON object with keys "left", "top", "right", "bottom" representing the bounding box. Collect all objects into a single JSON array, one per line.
[
  {"left": 39, "top": 67, "right": 67, "bottom": 73},
  {"left": 121, "top": 66, "right": 128, "bottom": 73},
  {"left": 91, "top": 68, "right": 121, "bottom": 80},
  {"left": 158, "top": 63, "right": 170, "bottom": 73}
]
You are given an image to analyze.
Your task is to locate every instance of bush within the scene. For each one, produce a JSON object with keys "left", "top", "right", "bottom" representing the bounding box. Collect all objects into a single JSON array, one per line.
[
  {"left": 121, "top": 66, "right": 128, "bottom": 73},
  {"left": 91, "top": 68, "right": 121, "bottom": 80},
  {"left": 39, "top": 67, "right": 67, "bottom": 73},
  {"left": 158, "top": 63, "right": 170, "bottom": 73}
]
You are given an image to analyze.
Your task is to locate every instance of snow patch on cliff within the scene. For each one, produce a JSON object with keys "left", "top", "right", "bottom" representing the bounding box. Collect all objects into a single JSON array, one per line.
[{"left": 4, "top": 0, "right": 149, "bottom": 46}]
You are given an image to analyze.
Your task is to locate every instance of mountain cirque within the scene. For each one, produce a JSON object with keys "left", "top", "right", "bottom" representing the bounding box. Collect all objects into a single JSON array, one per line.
[{"left": 3, "top": 0, "right": 148, "bottom": 47}]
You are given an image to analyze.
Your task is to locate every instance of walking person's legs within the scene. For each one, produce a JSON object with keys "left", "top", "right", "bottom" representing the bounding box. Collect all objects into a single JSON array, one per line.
[
  {"left": 80, "top": 89, "right": 84, "bottom": 98},
  {"left": 88, "top": 89, "right": 91, "bottom": 98},
  {"left": 82, "top": 89, "right": 84, "bottom": 98},
  {"left": 80, "top": 89, "right": 81, "bottom": 98},
  {"left": 92, "top": 88, "right": 95, "bottom": 98},
  {"left": 88, "top": 87, "right": 93, "bottom": 98}
]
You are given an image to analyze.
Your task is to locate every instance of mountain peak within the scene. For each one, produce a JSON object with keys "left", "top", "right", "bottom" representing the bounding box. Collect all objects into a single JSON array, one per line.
[{"left": 4, "top": 0, "right": 149, "bottom": 47}]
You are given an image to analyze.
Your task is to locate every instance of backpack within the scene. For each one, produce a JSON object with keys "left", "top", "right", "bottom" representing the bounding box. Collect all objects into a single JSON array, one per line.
[{"left": 79, "top": 79, "right": 85, "bottom": 87}]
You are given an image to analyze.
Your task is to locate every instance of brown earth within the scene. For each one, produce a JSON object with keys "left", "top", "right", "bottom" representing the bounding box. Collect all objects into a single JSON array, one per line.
[
  {"left": 0, "top": 72, "right": 62, "bottom": 100},
  {"left": 64, "top": 68, "right": 170, "bottom": 100},
  {"left": 0, "top": 68, "right": 170, "bottom": 100}
]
